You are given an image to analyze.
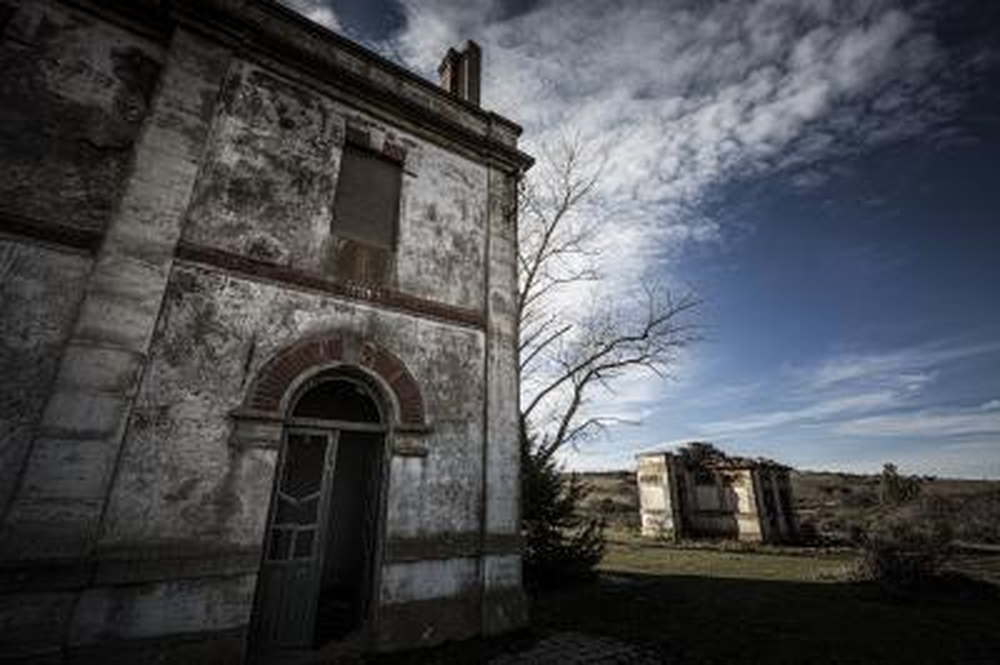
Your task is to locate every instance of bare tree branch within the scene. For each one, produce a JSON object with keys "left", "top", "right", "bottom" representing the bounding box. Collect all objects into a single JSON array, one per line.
[
  {"left": 519, "top": 323, "right": 572, "bottom": 374},
  {"left": 518, "top": 138, "right": 700, "bottom": 464}
]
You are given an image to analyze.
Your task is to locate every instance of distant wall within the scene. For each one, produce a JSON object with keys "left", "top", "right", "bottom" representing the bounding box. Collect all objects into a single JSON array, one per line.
[{"left": 637, "top": 454, "right": 796, "bottom": 543}]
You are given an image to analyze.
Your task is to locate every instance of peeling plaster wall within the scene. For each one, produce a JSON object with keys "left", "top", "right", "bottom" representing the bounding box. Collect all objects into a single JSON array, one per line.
[
  {"left": 182, "top": 61, "right": 488, "bottom": 310},
  {"left": 182, "top": 63, "right": 343, "bottom": 271},
  {"left": 0, "top": 0, "right": 164, "bottom": 232},
  {"left": 101, "top": 264, "right": 486, "bottom": 551},
  {"left": 638, "top": 454, "right": 798, "bottom": 543},
  {"left": 637, "top": 455, "right": 676, "bottom": 537},
  {"left": 0, "top": 240, "right": 91, "bottom": 517},
  {"left": 396, "top": 144, "right": 487, "bottom": 309},
  {"left": 0, "top": 0, "right": 529, "bottom": 657},
  {"left": 0, "top": 0, "right": 164, "bottom": 523},
  {"left": 380, "top": 558, "right": 478, "bottom": 605},
  {"left": 69, "top": 574, "right": 256, "bottom": 645},
  {"left": 2, "top": 19, "right": 231, "bottom": 562}
]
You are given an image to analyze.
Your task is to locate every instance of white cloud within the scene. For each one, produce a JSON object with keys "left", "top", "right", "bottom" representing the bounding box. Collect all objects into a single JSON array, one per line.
[
  {"left": 277, "top": 1, "right": 997, "bottom": 475},
  {"left": 703, "top": 390, "right": 901, "bottom": 435},
  {"left": 836, "top": 407, "right": 1000, "bottom": 438},
  {"left": 278, "top": 0, "right": 342, "bottom": 31},
  {"left": 684, "top": 339, "right": 1000, "bottom": 474},
  {"left": 280, "top": 0, "right": 980, "bottom": 307},
  {"left": 537, "top": 337, "right": 1000, "bottom": 477},
  {"left": 806, "top": 341, "right": 1000, "bottom": 390},
  {"left": 374, "top": 0, "right": 981, "bottom": 315},
  {"left": 269, "top": 1, "right": 986, "bottom": 303}
]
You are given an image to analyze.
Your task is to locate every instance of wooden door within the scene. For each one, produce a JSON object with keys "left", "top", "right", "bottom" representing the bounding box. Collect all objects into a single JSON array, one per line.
[{"left": 255, "top": 428, "right": 339, "bottom": 649}]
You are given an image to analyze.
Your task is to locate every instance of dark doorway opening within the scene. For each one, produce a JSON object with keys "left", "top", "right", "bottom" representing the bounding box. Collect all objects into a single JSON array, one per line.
[
  {"left": 252, "top": 375, "right": 386, "bottom": 655},
  {"left": 315, "top": 428, "right": 382, "bottom": 643}
]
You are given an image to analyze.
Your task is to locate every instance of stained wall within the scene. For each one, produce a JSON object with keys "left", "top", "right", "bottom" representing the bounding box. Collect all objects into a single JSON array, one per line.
[{"left": 0, "top": 0, "right": 530, "bottom": 660}]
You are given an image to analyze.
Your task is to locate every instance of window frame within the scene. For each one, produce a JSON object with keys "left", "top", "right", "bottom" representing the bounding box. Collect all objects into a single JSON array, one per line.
[{"left": 330, "top": 140, "right": 404, "bottom": 252}]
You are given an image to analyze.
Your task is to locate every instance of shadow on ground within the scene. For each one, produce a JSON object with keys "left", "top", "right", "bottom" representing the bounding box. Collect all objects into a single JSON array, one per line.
[{"left": 368, "top": 570, "right": 1000, "bottom": 664}]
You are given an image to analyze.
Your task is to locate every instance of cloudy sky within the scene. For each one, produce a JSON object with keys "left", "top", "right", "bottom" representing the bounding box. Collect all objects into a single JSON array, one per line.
[{"left": 280, "top": 0, "right": 1000, "bottom": 478}]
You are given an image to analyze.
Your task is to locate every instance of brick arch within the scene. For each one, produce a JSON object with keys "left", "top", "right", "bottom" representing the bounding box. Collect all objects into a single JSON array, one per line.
[{"left": 245, "top": 332, "right": 426, "bottom": 431}]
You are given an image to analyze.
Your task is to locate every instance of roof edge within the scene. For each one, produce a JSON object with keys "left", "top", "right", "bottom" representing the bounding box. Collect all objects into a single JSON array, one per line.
[{"left": 166, "top": 0, "right": 531, "bottom": 171}]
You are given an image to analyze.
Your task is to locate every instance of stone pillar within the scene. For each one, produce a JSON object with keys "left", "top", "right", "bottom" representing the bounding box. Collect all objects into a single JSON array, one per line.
[
  {"left": 480, "top": 164, "right": 526, "bottom": 635},
  {"left": 779, "top": 472, "right": 798, "bottom": 540},
  {"left": 750, "top": 469, "right": 771, "bottom": 543},
  {"left": 0, "top": 28, "right": 231, "bottom": 561},
  {"left": 637, "top": 454, "right": 677, "bottom": 539},
  {"left": 665, "top": 457, "right": 684, "bottom": 540},
  {"left": 770, "top": 471, "right": 790, "bottom": 541}
]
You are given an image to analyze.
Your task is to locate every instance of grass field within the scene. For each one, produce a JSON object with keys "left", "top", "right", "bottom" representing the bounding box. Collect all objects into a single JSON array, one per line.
[
  {"left": 371, "top": 470, "right": 1000, "bottom": 663},
  {"left": 532, "top": 543, "right": 1000, "bottom": 664},
  {"left": 600, "top": 539, "right": 857, "bottom": 582},
  {"left": 371, "top": 541, "right": 1000, "bottom": 664}
]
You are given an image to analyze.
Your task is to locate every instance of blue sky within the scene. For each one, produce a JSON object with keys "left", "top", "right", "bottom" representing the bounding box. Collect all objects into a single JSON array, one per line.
[{"left": 280, "top": 0, "right": 1000, "bottom": 478}]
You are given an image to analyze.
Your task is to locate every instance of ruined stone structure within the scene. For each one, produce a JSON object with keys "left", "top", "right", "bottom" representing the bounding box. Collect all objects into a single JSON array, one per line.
[
  {"left": 0, "top": 0, "right": 532, "bottom": 661},
  {"left": 637, "top": 447, "right": 797, "bottom": 543}
]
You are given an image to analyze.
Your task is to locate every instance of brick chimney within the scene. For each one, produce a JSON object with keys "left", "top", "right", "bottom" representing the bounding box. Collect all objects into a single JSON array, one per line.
[{"left": 438, "top": 40, "right": 481, "bottom": 106}]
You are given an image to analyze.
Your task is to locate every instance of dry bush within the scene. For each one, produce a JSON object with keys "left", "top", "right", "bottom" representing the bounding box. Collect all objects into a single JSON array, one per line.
[
  {"left": 855, "top": 503, "right": 953, "bottom": 596},
  {"left": 945, "top": 489, "right": 1000, "bottom": 544},
  {"left": 841, "top": 486, "right": 879, "bottom": 509}
]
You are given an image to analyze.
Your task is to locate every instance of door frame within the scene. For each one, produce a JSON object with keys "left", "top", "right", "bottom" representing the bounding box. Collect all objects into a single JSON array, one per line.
[{"left": 250, "top": 370, "right": 393, "bottom": 653}]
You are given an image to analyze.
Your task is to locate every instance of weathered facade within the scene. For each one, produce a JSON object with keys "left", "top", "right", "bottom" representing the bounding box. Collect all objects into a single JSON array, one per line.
[
  {"left": 637, "top": 447, "right": 797, "bottom": 543},
  {"left": 0, "top": 0, "right": 532, "bottom": 661}
]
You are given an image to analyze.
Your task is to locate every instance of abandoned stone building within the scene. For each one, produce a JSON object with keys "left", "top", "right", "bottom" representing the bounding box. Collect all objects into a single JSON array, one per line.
[
  {"left": 0, "top": 0, "right": 532, "bottom": 661},
  {"left": 637, "top": 446, "right": 798, "bottom": 543}
]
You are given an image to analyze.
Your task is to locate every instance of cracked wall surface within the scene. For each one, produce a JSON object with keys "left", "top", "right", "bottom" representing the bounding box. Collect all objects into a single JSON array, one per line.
[
  {"left": 102, "top": 263, "right": 487, "bottom": 551},
  {"left": 0, "top": 0, "right": 164, "bottom": 232},
  {"left": 184, "top": 61, "right": 489, "bottom": 310},
  {"left": 0, "top": 0, "right": 531, "bottom": 660},
  {"left": 0, "top": 242, "right": 91, "bottom": 518}
]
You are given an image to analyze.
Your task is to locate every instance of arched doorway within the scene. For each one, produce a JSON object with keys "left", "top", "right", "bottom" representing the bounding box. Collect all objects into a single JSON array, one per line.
[{"left": 252, "top": 371, "right": 387, "bottom": 652}]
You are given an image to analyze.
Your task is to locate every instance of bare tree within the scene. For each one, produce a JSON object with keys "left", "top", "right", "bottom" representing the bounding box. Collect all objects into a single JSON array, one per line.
[{"left": 518, "top": 138, "right": 700, "bottom": 464}]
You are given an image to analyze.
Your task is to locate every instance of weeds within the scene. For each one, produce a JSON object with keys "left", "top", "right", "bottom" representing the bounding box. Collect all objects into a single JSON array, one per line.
[{"left": 855, "top": 503, "right": 953, "bottom": 596}]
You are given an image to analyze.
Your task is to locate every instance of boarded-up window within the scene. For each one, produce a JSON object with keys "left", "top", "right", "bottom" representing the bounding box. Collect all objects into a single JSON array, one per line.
[{"left": 330, "top": 143, "right": 401, "bottom": 285}]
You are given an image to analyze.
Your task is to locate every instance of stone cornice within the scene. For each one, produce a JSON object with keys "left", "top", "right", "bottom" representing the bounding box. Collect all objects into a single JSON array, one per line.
[
  {"left": 167, "top": 0, "right": 534, "bottom": 174},
  {"left": 61, "top": 0, "right": 533, "bottom": 172}
]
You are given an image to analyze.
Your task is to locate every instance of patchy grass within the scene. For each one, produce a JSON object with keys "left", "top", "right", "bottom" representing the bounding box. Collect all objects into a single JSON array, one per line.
[
  {"left": 378, "top": 469, "right": 1000, "bottom": 663},
  {"left": 600, "top": 541, "right": 856, "bottom": 582},
  {"left": 371, "top": 542, "right": 1000, "bottom": 664},
  {"left": 377, "top": 467, "right": 1000, "bottom": 664},
  {"left": 531, "top": 543, "right": 1000, "bottom": 664},
  {"left": 951, "top": 548, "right": 1000, "bottom": 585}
]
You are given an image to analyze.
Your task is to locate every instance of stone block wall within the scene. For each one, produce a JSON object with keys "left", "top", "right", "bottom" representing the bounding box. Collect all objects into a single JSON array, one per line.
[
  {"left": 637, "top": 454, "right": 679, "bottom": 538},
  {"left": 637, "top": 453, "right": 796, "bottom": 544},
  {"left": 0, "top": 0, "right": 532, "bottom": 661}
]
